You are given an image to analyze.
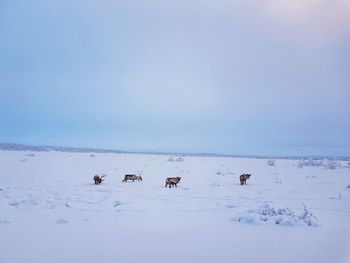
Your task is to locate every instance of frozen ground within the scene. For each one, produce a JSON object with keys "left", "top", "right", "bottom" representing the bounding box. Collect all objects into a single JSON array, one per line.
[{"left": 0, "top": 150, "right": 350, "bottom": 263}]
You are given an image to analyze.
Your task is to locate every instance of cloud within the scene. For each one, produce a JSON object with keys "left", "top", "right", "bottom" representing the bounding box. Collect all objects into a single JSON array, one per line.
[
  {"left": 84, "top": 0, "right": 350, "bottom": 44},
  {"left": 1, "top": 0, "right": 349, "bottom": 155},
  {"left": 261, "top": 0, "right": 350, "bottom": 41}
]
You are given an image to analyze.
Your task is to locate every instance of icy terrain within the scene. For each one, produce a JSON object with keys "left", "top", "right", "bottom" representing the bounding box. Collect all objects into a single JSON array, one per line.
[{"left": 0, "top": 150, "right": 349, "bottom": 263}]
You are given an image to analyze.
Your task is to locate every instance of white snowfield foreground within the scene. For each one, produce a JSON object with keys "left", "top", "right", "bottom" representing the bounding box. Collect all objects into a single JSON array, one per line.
[{"left": 0, "top": 150, "right": 350, "bottom": 263}]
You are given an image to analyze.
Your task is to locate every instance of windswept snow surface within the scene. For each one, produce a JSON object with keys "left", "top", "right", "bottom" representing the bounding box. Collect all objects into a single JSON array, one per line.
[{"left": 0, "top": 150, "right": 350, "bottom": 263}]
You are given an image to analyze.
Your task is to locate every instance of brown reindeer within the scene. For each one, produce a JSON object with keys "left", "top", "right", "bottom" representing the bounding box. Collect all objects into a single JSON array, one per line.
[
  {"left": 239, "top": 174, "right": 251, "bottom": 185},
  {"left": 165, "top": 177, "right": 181, "bottom": 188},
  {"left": 122, "top": 174, "right": 143, "bottom": 182},
  {"left": 93, "top": 174, "right": 106, "bottom": 185}
]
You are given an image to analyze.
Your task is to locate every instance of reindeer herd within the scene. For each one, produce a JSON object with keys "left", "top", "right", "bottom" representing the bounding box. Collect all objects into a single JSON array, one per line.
[{"left": 93, "top": 173, "right": 251, "bottom": 188}]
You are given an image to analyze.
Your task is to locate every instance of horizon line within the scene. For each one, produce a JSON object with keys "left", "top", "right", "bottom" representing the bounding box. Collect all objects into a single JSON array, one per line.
[{"left": 0, "top": 142, "right": 349, "bottom": 160}]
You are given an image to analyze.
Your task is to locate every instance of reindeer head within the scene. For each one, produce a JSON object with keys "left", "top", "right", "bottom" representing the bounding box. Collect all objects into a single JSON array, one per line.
[{"left": 176, "top": 177, "right": 182, "bottom": 182}]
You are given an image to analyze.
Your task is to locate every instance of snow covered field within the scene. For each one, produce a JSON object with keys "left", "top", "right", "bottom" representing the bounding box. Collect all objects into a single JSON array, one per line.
[{"left": 0, "top": 150, "right": 349, "bottom": 263}]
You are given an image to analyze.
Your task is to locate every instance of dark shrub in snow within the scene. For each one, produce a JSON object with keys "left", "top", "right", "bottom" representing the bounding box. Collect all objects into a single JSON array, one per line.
[
  {"left": 323, "top": 159, "right": 341, "bottom": 169},
  {"left": 298, "top": 158, "right": 323, "bottom": 168},
  {"left": 297, "top": 158, "right": 341, "bottom": 169},
  {"left": 233, "top": 203, "right": 319, "bottom": 227},
  {"left": 267, "top": 159, "right": 276, "bottom": 166},
  {"left": 168, "top": 156, "right": 184, "bottom": 162}
]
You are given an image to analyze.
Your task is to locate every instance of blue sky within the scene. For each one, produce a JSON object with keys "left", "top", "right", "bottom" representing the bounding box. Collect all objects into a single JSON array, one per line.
[{"left": 1, "top": 0, "right": 349, "bottom": 156}]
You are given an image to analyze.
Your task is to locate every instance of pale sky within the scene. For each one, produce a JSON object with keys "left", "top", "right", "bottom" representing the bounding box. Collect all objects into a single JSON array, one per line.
[{"left": 1, "top": 0, "right": 349, "bottom": 156}]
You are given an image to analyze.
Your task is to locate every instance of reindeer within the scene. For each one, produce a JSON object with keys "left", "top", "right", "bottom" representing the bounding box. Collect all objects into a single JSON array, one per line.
[
  {"left": 93, "top": 174, "right": 107, "bottom": 185},
  {"left": 165, "top": 177, "right": 181, "bottom": 188},
  {"left": 122, "top": 174, "right": 143, "bottom": 182},
  {"left": 239, "top": 174, "right": 251, "bottom": 185}
]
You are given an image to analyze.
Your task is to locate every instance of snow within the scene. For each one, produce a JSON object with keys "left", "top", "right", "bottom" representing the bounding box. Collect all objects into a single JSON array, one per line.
[{"left": 0, "top": 150, "right": 350, "bottom": 263}]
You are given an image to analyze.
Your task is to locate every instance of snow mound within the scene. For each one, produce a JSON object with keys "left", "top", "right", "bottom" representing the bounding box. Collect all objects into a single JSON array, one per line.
[
  {"left": 233, "top": 204, "right": 319, "bottom": 227},
  {"left": 9, "top": 199, "right": 38, "bottom": 208},
  {"left": 55, "top": 219, "right": 69, "bottom": 224}
]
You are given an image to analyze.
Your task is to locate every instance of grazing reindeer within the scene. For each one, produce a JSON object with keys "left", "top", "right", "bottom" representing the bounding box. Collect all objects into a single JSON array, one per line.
[
  {"left": 122, "top": 174, "right": 143, "bottom": 182},
  {"left": 239, "top": 174, "right": 251, "bottom": 185},
  {"left": 165, "top": 177, "right": 181, "bottom": 188},
  {"left": 93, "top": 174, "right": 106, "bottom": 185}
]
